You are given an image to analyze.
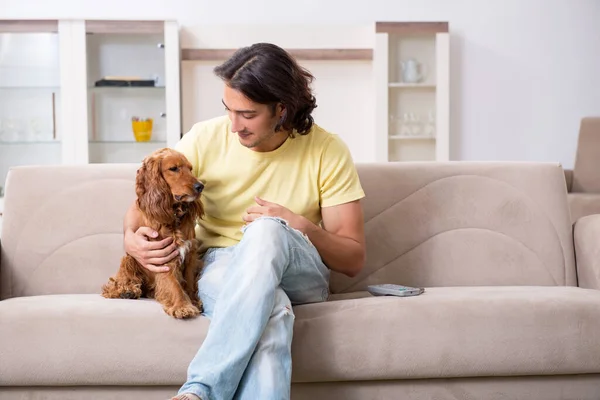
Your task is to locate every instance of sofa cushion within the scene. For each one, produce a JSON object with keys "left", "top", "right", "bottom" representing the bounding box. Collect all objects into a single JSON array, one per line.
[
  {"left": 0, "top": 294, "right": 209, "bottom": 386},
  {"left": 2, "top": 287, "right": 600, "bottom": 386},
  {"left": 291, "top": 286, "right": 600, "bottom": 382}
]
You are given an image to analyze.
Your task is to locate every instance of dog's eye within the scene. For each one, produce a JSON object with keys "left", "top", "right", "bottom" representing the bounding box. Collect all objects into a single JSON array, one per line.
[{"left": 169, "top": 166, "right": 179, "bottom": 172}]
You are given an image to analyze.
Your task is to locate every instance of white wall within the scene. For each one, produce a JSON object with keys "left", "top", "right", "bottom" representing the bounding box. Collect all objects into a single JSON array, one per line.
[{"left": 3, "top": 0, "right": 600, "bottom": 168}]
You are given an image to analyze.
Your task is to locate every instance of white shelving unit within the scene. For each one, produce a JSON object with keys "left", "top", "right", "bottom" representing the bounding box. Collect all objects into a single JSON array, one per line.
[
  {"left": 374, "top": 22, "right": 450, "bottom": 162},
  {"left": 0, "top": 19, "right": 182, "bottom": 228},
  {"left": 0, "top": 19, "right": 181, "bottom": 168}
]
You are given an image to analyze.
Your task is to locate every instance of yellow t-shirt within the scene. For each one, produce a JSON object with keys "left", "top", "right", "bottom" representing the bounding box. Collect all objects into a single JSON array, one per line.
[{"left": 175, "top": 115, "right": 365, "bottom": 250}]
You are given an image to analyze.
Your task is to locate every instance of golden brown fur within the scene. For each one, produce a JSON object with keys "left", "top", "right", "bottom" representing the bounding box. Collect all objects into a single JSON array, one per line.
[{"left": 101, "top": 148, "right": 205, "bottom": 319}]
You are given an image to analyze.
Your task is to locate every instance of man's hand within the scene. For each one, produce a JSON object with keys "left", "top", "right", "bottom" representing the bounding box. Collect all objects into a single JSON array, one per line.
[
  {"left": 124, "top": 227, "right": 180, "bottom": 273},
  {"left": 243, "top": 196, "right": 309, "bottom": 232}
]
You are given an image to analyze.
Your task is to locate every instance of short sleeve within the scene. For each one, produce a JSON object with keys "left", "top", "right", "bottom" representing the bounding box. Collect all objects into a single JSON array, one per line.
[
  {"left": 174, "top": 124, "right": 202, "bottom": 177},
  {"left": 318, "top": 135, "right": 365, "bottom": 207}
]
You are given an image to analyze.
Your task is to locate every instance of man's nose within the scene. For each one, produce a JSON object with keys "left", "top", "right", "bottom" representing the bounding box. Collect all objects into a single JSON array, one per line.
[{"left": 230, "top": 114, "right": 243, "bottom": 133}]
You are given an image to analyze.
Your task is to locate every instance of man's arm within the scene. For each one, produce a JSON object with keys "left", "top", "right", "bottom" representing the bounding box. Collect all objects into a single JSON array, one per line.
[
  {"left": 245, "top": 197, "right": 366, "bottom": 277},
  {"left": 123, "top": 200, "right": 141, "bottom": 234},
  {"left": 301, "top": 200, "right": 366, "bottom": 277},
  {"left": 123, "top": 199, "right": 179, "bottom": 272}
]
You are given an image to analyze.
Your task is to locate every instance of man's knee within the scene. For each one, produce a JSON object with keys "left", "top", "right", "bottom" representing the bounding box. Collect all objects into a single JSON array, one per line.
[{"left": 242, "top": 217, "right": 290, "bottom": 244}]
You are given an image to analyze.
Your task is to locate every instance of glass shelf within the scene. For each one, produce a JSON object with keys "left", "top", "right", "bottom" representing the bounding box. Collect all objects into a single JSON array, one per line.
[
  {"left": 0, "top": 140, "right": 60, "bottom": 144},
  {"left": 89, "top": 140, "right": 166, "bottom": 144},
  {"left": 0, "top": 86, "right": 60, "bottom": 90}
]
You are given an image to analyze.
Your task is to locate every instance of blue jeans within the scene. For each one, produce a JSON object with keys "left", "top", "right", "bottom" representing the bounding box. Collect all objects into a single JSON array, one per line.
[{"left": 177, "top": 216, "right": 331, "bottom": 400}]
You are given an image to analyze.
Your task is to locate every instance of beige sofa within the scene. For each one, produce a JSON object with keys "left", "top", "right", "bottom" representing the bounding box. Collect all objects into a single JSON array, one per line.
[
  {"left": 565, "top": 117, "right": 600, "bottom": 222},
  {"left": 2, "top": 161, "right": 600, "bottom": 400}
]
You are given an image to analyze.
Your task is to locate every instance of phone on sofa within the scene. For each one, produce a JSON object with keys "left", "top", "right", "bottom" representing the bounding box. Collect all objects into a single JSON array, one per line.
[{"left": 367, "top": 284, "right": 425, "bottom": 297}]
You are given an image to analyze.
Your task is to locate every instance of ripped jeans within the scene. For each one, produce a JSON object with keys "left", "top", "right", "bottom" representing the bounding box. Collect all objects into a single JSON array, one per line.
[{"left": 177, "top": 216, "right": 331, "bottom": 400}]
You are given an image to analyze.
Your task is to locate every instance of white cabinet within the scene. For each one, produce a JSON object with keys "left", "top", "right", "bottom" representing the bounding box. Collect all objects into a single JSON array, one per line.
[
  {"left": 374, "top": 22, "right": 450, "bottom": 162},
  {"left": 0, "top": 19, "right": 181, "bottom": 217},
  {"left": 0, "top": 20, "right": 63, "bottom": 209},
  {"left": 0, "top": 19, "right": 181, "bottom": 170}
]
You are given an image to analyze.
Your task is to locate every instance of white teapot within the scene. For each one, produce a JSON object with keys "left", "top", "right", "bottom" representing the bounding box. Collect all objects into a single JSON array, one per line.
[{"left": 400, "top": 58, "right": 425, "bottom": 83}]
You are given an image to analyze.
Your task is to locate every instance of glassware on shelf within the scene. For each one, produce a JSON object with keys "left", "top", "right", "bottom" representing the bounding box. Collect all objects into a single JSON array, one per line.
[
  {"left": 399, "top": 113, "right": 412, "bottom": 137},
  {"left": 389, "top": 115, "right": 399, "bottom": 136},
  {"left": 409, "top": 113, "right": 422, "bottom": 136},
  {"left": 28, "top": 118, "right": 45, "bottom": 141},
  {"left": 0, "top": 117, "right": 51, "bottom": 142},
  {"left": 400, "top": 58, "right": 427, "bottom": 84},
  {"left": 424, "top": 110, "right": 436, "bottom": 138},
  {"left": 131, "top": 117, "right": 153, "bottom": 142},
  {"left": 0, "top": 119, "right": 21, "bottom": 142},
  {"left": 396, "top": 112, "right": 423, "bottom": 137}
]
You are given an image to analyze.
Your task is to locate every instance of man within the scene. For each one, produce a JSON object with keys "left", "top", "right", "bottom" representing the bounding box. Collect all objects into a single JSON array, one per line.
[{"left": 123, "top": 42, "right": 366, "bottom": 400}]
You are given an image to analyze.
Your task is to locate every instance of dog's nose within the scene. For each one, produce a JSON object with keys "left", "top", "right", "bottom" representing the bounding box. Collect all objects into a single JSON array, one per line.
[{"left": 194, "top": 182, "right": 204, "bottom": 193}]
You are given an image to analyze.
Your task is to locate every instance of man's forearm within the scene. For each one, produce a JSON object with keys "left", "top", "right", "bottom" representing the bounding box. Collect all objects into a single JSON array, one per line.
[
  {"left": 123, "top": 200, "right": 141, "bottom": 234},
  {"left": 300, "top": 221, "right": 365, "bottom": 277}
]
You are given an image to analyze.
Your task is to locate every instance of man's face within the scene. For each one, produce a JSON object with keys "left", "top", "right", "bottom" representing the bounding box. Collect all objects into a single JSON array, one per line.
[{"left": 222, "top": 85, "right": 286, "bottom": 152}]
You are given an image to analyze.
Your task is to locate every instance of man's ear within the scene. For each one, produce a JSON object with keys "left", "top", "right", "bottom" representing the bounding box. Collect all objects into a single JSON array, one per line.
[
  {"left": 275, "top": 104, "right": 287, "bottom": 131},
  {"left": 278, "top": 104, "right": 287, "bottom": 123}
]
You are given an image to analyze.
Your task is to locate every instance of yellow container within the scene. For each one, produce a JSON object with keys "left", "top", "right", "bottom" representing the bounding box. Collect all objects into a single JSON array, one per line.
[{"left": 132, "top": 118, "right": 153, "bottom": 142}]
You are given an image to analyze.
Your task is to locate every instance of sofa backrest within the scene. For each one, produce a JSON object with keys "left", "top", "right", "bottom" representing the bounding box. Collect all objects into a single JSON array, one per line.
[
  {"left": 330, "top": 162, "right": 576, "bottom": 293},
  {"left": 0, "top": 161, "right": 576, "bottom": 299},
  {"left": 572, "top": 117, "right": 600, "bottom": 193},
  {"left": 1, "top": 164, "right": 139, "bottom": 300}
]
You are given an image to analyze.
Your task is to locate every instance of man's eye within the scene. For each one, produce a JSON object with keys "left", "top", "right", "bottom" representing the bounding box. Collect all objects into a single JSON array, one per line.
[{"left": 169, "top": 166, "right": 179, "bottom": 172}]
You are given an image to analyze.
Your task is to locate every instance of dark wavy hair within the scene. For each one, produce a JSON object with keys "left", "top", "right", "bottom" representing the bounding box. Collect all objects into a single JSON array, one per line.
[{"left": 213, "top": 43, "right": 317, "bottom": 135}]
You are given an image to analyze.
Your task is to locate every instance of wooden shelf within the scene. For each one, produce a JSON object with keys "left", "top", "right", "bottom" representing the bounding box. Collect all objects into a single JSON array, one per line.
[
  {"left": 388, "top": 82, "right": 436, "bottom": 88},
  {"left": 182, "top": 48, "right": 373, "bottom": 61},
  {"left": 376, "top": 22, "right": 448, "bottom": 34},
  {"left": 85, "top": 20, "right": 164, "bottom": 34},
  {"left": 389, "top": 135, "right": 436, "bottom": 140},
  {"left": 0, "top": 20, "right": 58, "bottom": 33}
]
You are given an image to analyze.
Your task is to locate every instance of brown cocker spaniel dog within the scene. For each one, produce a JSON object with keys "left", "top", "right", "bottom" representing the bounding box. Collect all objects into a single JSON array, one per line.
[{"left": 102, "top": 148, "right": 205, "bottom": 319}]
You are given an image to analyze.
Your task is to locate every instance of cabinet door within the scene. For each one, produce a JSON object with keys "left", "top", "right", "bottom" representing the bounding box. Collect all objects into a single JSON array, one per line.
[
  {"left": 84, "top": 20, "right": 180, "bottom": 164},
  {"left": 0, "top": 20, "right": 63, "bottom": 204}
]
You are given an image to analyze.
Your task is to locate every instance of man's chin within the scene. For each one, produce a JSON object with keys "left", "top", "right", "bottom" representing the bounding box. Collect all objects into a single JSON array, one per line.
[{"left": 238, "top": 137, "right": 259, "bottom": 149}]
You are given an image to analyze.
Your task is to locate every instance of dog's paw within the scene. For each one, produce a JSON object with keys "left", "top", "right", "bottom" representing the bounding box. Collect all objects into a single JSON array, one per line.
[
  {"left": 119, "top": 290, "right": 140, "bottom": 299},
  {"left": 101, "top": 278, "right": 119, "bottom": 298},
  {"left": 190, "top": 298, "right": 203, "bottom": 313},
  {"left": 165, "top": 303, "right": 201, "bottom": 319},
  {"left": 119, "top": 283, "right": 142, "bottom": 299},
  {"left": 102, "top": 279, "right": 142, "bottom": 300}
]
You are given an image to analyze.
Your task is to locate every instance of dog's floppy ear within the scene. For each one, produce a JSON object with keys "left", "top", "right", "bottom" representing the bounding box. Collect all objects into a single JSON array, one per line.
[{"left": 136, "top": 153, "right": 173, "bottom": 223}]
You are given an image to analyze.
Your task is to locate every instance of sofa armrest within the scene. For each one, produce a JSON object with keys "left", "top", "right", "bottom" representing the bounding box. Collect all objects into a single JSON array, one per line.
[
  {"left": 575, "top": 214, "right": 600, "bottom": 289},
  {"left": 564, "top": 168, "right": 573, "bottom": 192}
]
